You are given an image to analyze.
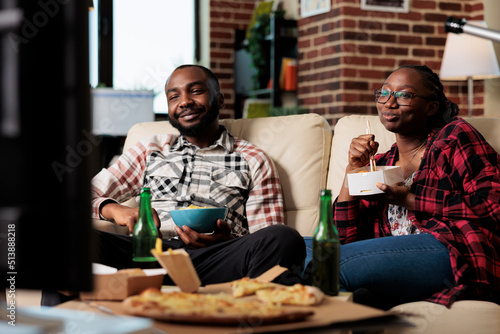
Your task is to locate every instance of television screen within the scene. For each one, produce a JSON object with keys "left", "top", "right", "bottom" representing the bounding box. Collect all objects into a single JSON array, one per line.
[{"left": 0, "top": 0, "right": 93, "bottom": 291}]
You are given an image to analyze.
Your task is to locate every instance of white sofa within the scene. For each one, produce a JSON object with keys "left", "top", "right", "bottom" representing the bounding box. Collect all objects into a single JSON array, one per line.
[
  {"left": 95, "top": 113, "right": 333, "bottom": 237},
  {"left": 94, "top": 113, "right": 500, "bottom": 334},
  {"left": 28, "top": 113, "right": 498, "bottom": 332},
  {"left": 17, "top": 113, "right": 333, "bottom": 309}
]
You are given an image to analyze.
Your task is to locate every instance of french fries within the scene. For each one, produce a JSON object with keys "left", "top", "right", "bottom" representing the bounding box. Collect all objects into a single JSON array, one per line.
[{"left": 155, "top": 238, "right": 162, "bottom": 254}]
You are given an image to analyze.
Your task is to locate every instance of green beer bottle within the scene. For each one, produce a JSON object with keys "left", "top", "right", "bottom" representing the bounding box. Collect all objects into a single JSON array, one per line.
[
  {"left": 132, "top": 187, "right": 159, "bottom": 269},
  {"left": 312, "top": 189, "right": 340, "bottom": 296}
]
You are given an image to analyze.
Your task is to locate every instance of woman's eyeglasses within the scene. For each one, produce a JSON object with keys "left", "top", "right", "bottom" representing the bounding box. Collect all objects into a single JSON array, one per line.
[{"left": 374, "top": 89, "right": 433, "bottom": 106}]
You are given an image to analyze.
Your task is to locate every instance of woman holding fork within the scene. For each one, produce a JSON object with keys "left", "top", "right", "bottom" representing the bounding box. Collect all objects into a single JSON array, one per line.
[{"left": 332, "top": 65, "right": 500, "bottom": 310}]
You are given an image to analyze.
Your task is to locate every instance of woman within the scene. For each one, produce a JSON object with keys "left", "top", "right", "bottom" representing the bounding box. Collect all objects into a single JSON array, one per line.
[{"left": 335, "top": 65, "right": 500, "bottom": 309}]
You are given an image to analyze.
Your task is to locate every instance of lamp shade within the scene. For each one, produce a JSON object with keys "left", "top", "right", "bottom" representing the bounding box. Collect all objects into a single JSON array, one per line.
[{"left": 440, "top": 21, "right": 500, "bottom": 81}]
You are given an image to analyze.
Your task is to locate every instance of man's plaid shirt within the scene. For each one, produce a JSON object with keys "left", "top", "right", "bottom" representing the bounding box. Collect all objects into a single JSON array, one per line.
[
  {"left": 334, "top": 118, "right": 500, "bottom": 306},
  {"left": 91, "top": 127, "right": 285, "bottom": 238}
]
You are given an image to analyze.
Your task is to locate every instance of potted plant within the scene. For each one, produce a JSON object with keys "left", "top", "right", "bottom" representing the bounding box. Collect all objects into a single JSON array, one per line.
[
  {"left": 246, "top": 10, "right": 285, "bottom": 90},
  {"left": 247, "top": 13, "right": 271, "bottom": 90}
]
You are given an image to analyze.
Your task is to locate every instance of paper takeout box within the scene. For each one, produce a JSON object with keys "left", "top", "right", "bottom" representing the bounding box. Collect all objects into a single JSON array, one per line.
[
  {"left": 80, "top": 265, "right": 164, "bottom": 301},
  {"left": 346, "top": 166, "right": 404, "bottom": 196},
  {"left": 152, "top": 248, "right": 201, "bottom": 293}
]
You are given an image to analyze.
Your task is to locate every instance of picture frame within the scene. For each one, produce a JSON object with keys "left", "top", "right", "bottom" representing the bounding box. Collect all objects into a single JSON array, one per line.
[
  {"left": 301, "top": 0, "right": 331, "bottom": 18},
  {"left": 361, "top": 0, "right": 410, "bottom": 13}
]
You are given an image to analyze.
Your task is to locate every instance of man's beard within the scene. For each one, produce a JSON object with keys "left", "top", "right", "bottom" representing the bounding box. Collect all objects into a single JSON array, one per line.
[{"left": 169, "top": 103, "right": 219, "bottom": 137}]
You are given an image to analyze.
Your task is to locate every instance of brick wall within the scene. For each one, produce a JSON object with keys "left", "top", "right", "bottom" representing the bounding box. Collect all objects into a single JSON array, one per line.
[
  {"left": 209, "top": 0, "right": 486, "bottom": 124},
  {"left": 209, "top": 0, "right": 256, "bottom": 119},
  {"left": 298, "top": 0, "right": 485, "bottom": 125}
]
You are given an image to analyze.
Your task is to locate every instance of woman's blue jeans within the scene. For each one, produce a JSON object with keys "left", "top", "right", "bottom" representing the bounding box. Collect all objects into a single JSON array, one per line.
[{"left": 302, "top": 233, "right": 454, "bottom": 308}]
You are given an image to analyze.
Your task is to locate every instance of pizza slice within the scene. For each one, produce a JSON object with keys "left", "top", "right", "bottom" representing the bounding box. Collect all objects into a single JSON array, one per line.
[
  {"left": 256, "top": 283, "right": 325, "bottom": 306},
  {"left": 230, "top": 277, "right": 278, "bottom": 298},
  {"left": 122, "top": 287, "right": 314, "bottom": 325}
]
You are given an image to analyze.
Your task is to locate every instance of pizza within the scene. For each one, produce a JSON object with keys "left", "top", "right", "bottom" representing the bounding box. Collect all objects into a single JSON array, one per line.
[
  {"left": 256, "top": 284, "right": 325, "bottom": 306},
  {"left": 230, "top": 277, "right": 325, "bottom": 306},
  {"left": 121, "top": 287, "right": 314, "bottom": 325},
  {"left": 230, "top": 277, "right": 278, "bottom": 297}
]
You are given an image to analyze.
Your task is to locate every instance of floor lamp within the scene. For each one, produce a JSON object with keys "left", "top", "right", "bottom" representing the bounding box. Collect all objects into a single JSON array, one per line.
[{"left": 439, "top": 21, "right": 500, "bottom": 117}]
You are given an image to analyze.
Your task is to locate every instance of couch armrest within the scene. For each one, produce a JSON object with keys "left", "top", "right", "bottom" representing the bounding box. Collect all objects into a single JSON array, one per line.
[{"left": 92, "top": 219, "right": 130, "bottom": 235}]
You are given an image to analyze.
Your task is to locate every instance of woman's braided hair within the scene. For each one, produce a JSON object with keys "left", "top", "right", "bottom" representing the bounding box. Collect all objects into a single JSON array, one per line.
[{"left": 396, "top": 64, "right": 459, "bottom": 127}]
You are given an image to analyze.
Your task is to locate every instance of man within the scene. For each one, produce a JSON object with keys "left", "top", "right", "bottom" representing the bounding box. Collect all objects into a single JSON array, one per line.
[{"left": 90, "top": 65, "right": 305, "bottom": 285}]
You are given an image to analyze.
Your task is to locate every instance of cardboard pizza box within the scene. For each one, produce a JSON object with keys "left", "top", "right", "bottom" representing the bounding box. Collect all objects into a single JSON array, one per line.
[
  {"left": 346, "top": 166, "right": 404, "bottom": 196},
  {"left": 60, "top": 265, "right": 407, "bottom": 334},
  {"left": 80, "top": 264, "right": 165, "bottom": 301},
  {"left": 66, "top": 289, "right": 402, "bottom": 334}
]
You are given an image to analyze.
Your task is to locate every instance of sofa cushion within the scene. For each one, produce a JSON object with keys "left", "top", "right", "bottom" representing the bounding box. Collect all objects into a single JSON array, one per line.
[
  {"left": 121, "top": 113, "right": 333, "bottom": 236},
  {"left": 391, "top": 300, "right": 500, "bottom": 334}
]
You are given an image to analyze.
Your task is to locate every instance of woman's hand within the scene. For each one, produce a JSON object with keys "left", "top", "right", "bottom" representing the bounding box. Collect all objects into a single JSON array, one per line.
[
  {"left": 174, "top": 219, "right": 235, "bottom": 248},
  {"left": 338, "top": 134, "right": 380, "bottom": 202},
  {"left": 347, "top": 134, "right": 379, "bottom": 171},
  {"left": 363, "top": 183, "right": 416, "bottom": 211}
]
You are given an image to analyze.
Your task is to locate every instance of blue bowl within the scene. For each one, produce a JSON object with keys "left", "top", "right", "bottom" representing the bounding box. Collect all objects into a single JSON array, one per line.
[{"left": 170, "top": 207, "right": 227, "bottom": 233}]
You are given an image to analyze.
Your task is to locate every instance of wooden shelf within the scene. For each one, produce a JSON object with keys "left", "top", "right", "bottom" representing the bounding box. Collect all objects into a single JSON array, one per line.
[
  {"left": 248, "top": 88, "right": 272, "bottom": 97},
  {"left": 234, "top": 16, "right": 297, "bottom": 118}
]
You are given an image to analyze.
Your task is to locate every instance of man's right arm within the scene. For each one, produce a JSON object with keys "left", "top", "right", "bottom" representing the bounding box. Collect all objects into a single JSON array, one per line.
[
  {"left": 100, "top": 202, "right": 140, "bottom": 233},
  {"left": 91, "top": 164, "right": 143, "bottom": 221},
  {"left": 91, "top": 134, "right": 174, "bottom": 224},
  {"left": 99, "top": 201, "right": 162, "bottom": 235}
]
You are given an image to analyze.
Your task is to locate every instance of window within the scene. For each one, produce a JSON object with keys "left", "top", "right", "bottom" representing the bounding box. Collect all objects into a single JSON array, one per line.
[{"left": 89, "top": 0, "right": 196, "bottom": 114}]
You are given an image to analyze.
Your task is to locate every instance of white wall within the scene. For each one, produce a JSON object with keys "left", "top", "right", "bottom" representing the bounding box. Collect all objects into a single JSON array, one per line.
[
  {"left": 280, "top": 0, "right": 299, "bottom": 19},
  {"left": 484, "top": 0, "right": 500, "bottom": 117}
]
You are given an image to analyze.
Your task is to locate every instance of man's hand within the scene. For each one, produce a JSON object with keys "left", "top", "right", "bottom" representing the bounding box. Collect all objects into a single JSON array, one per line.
[
  {"left": 174, "top": 219, "right": 234, "bottom": 248},
  {"left": 101, "top": 202, "right": 162, "bottom": 237}
]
